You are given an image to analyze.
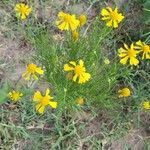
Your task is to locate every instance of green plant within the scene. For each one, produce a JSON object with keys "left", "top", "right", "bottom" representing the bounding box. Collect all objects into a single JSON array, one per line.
[{"left": 26, "top": 17, "right": 132, "bottom": 116}]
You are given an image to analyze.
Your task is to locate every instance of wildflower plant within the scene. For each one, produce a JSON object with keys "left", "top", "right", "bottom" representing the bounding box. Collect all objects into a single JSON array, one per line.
[
  {"left": 6, "top": 2, "right": 148, "bottom": 117},
  {"left": 0, "top": 1, "right": 150, "bottom": 149},
  {"left": 31, "top": 14, "right": 129, "bottom": 112}
]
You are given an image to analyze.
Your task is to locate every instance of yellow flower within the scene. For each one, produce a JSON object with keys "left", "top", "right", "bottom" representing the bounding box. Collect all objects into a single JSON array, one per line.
[
  {"left": 15, "top": 3, "right": 32, "bottom": 20},
  {"left": 8, "top": 90, "right": 23, "bottom": 101},
  {"left": 56, "top": 11, "right": 80, "bottom": 31},
  {"left": 118, "top": 43, "right": 140, "bottom": 66},
  {"left": 101, "top": 7, "right": 124, "bottom": 28},
  {"left": 76, "top": 97, "right": 85, "bottom": 105},
  {"left": 118, "top": 88, "right": 131, "bottom": 98},
  {"left": 142, "top": 101, "right": 150, "bottom": 110},
  {"left": 72, "top": 30, "right": 79, "bottom": 41},
  {"left": 79, "top": 15, "right": 87, "bottom": 26},
  {"left": 33, "top": 89, "right": 58, "bottom": 114},
  {"left": 104, "top": 58, "right": 110, "bottom": 65},
  {"left": 22, "top": 63, "right": 44, "bottom": 80},
  {"left": 64, "top": 60, "right": 91, "bottom": 84},
  {"left": 134, "top": 40, "right": 150, "bottom": 59}
]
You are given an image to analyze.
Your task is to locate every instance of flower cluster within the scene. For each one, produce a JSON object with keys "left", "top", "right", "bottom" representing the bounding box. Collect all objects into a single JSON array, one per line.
[
  {"left": 8, "top": 63, "right": 58, "bottom": 114},
  {"left": 118, "top": 41, "right": 150, "bottom": 66},
  {"left": 9, "top": 3, "right": 149, "bottom": 114}
]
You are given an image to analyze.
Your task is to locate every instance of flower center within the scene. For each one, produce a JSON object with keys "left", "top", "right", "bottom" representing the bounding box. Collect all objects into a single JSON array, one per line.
[
  {"left": 41, "top": 96, "right": 50, "bottom": 106},
  {"left": 122, "top": 91, "right": 127, "bottom": 96},
  {"left": 12, "top": 93, "right": 20, "bottom": 99},
  {"left": 127, "top": 49, "right": 136, "bottom": 57},
  {"left": 20, "top": 6, "right": 27, "bottom": 14},
  {"left": 27, "top": 64, "right": 37, "bottom": 73},
  {"left": 64, "top": 14, "right": 70, "bottom": 22},
  {"left": 143, "top": 45, "right": 150, "bottom": 52},
  {"left": 110, "top": 11, "right": 118, "bottom": 20},
  {"left": 74, "top": 65, "right": 84, "bottom": 75}
]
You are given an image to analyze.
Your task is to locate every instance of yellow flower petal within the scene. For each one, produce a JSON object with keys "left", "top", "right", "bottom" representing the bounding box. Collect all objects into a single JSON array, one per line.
[
  {"left": 123, "top": 43, "right": 129, "bottom": 50},
  {"left": 21, "top": 14, "right": 26, "bottom": 20},
  {"left": 145, "top": 52, "right": 150, "bottom": 59},
  {"left": 73, "top": 74, "right": 78, "bottom": 82},
  {"left": 70, "top": 20, "right": 80, "bottom": 31},
  {"left": 114, "top": 7, "right": 118, "bottom": 13},
  {"left": 118, "top": 53, "right": 127, "bottom": 57},
  {"left": 101, "top": 8, "right": 110, "bottom": 16},
  {"left": 69, "top": 61, "right": 76, "bottom": 66},
  {"left": 79, "top": 60, "right": 84, "bottom": 66},
  {"left": 20, "top": 3, "right": 25, "bottom": 8},
  {"left": 64, "top": 64, "right": 74, "bottom": 71},
  {"left": 113, "top": 21, "right": 118, "bottom": 28},
  {"left": 58, "top": 22, "right": 69, "bottom": 31},
  {"left": 35, "top": 67, "right": 44, "bottom": 74},
  {"left": 129, "top": 57, "right": 139, "bottom": 66},
  {"left": 49, "top": 101, "right": 58, "bottom": 108},
  {"left": 33, "top": 91, "right": 42, "bottom": 101},
  {"left": 118, "top": 48, "right": 127, "bottom": 54},
  {"left": 79, "top": 15, "right": 87, "bottom": 26},
  {"left": 33, "top": 74, "right": 38, "bottom": 80},
  {"left": 79, "top": 73, "right": 91, "bottom": 83},
  {"left": 36, "top": 104, "right": 45, "bottom": 114},
  {"left": 46, "top": 89, "right": 50, "bottom": 96},
  {"left": 72, "top": 30, "right": 79, "bottom": 41},
  {"left": 106, "top": 20, "right": 113, "bottom": 27},
  {"left": 58, "top": 11, "right": 65, "bottom": 17},
  {"left": 136, "top": 40, "right": 142, "bottom": 46},
  {"left": 120, "top": 56, "right": 129, "bottom": 65},
  {"left": 107, "top": 7, "right": 113, "bottom": 12},
  {"left": 101, "top": 17, "right": 110, "bottom": 20}
]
